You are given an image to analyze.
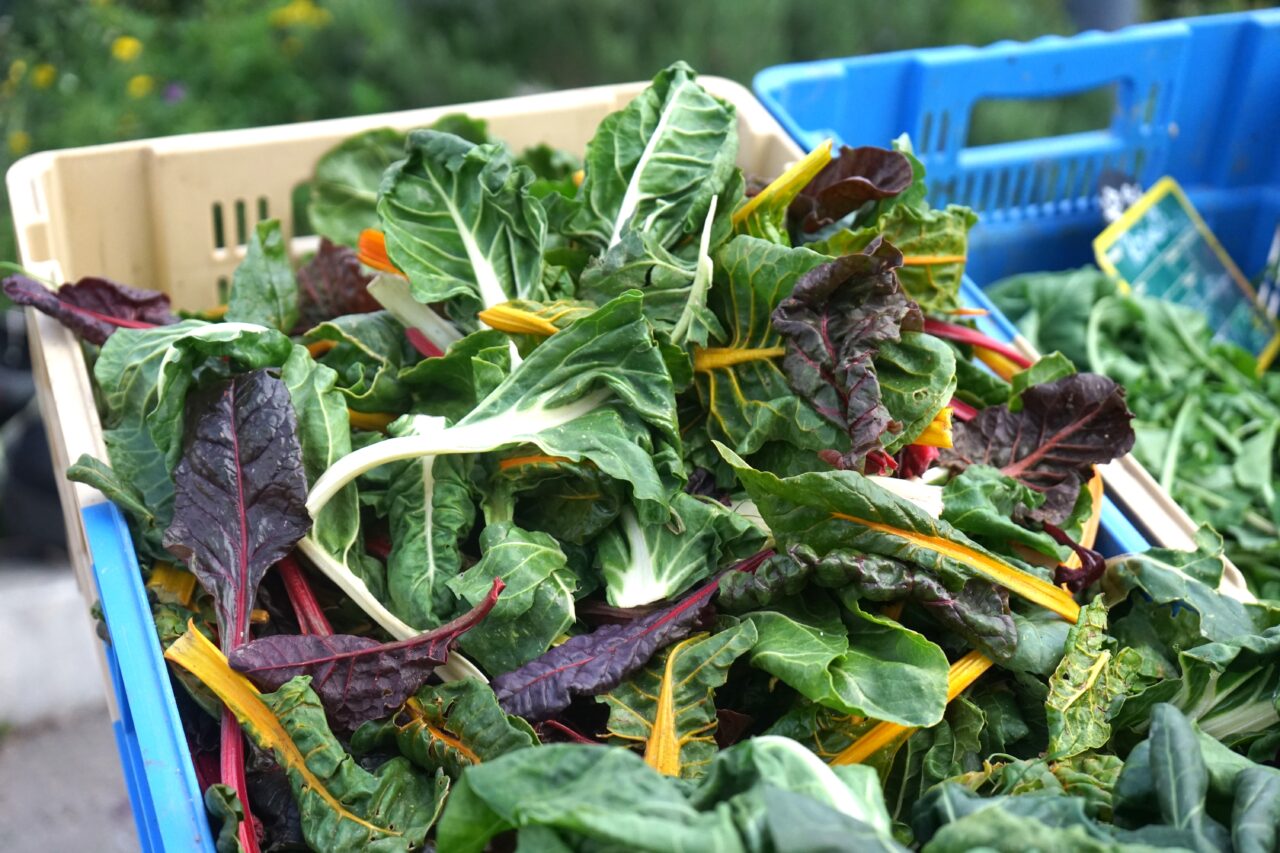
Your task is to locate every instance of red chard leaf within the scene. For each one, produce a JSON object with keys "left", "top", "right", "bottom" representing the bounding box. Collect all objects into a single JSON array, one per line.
[
  {"left": 789, "top": 145, "right": 914, "bottom": 233},
  {"left": 943, "top": 373, "right": 1135, "bottom": 524},
  {"left": 229, "top": 578, "right": 503, "bottom": 731},
  {"left": 3, "top": 274, "right": 177, "bottom": 345},
  {"left": 772, "top": 238, "right": 922, "bottom": 472},
  {"left": 164, "top": 369, "right": 311, "bottom": 652},
  {"left": 294, "top": 239, "right": 380, "bottom": 330},
  {"left": 491, "top": 577, "right": 720, "bottom": 721}
]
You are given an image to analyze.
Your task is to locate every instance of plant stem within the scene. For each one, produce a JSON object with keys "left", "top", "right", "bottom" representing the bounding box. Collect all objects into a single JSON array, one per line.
[{"left": 279, "top": 554, "right": 333, "bottom": 636}]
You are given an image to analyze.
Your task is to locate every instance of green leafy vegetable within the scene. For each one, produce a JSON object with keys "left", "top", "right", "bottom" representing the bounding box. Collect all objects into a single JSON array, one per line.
[
  {"left": 226, "top": 220, "right": 299, "bottom": 333},
  {"left": 601, "top": 620, "right": 757, "bottom": 778}
]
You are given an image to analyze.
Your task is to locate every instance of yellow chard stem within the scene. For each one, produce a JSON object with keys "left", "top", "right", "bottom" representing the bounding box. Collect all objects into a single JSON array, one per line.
[
  {"left": 478, "top": 303, "right": 559, "bottom": 337},
  {"left": 732, "top": 139, "right": 835, "bottom": 226},
  {"left": 164, "top": 623, "right": 392, "bottom": 835},
  {"left": 347, "top": 410, "right": 398, "bottom": 432},
  {"left": 829, "top": 513, "right": 1081, "bottom": 623},
  {"left": 644, "top": 636, "right": 697, "bottom": 776},
  {"left": 693, "top": 345, "right": 786, "bottom": 372}
]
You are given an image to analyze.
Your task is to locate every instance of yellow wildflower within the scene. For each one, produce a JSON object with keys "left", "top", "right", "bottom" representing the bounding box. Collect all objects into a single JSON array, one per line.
[
  {"left": 31, "top": 63, "right": 57, "bottom": 89},
  {"left": 8, "top": 130, "right": 31, "bottom": 156},
  {"left": 126, "top": 74, "right": 154, "bottom": 99},
  {"left": 8, "top": 59, "right": 28, "bottom": 83},
  {"left": 270, "top": 0, "right": 332, "bottom": 28},
  {"left": 112, "top": 36, "right": 143, "bottom": 62}
]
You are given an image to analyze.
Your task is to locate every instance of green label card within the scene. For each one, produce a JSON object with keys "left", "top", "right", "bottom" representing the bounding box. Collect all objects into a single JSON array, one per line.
[{"left": 1094, "top": 177, "right": 1279, "bottom": 370}]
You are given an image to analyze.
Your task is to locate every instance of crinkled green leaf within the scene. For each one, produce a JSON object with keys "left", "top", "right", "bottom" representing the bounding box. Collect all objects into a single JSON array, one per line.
[
  {"left": 379, "top": 130, "right": 547, "bottom": 319},
  {"left": 600, "top": 621, "right": 757, "bottom": 779},
  {"left": 447, "top": 522, "right": 576, "bottom": 674},
  {"left": 351, "top": 678, "right": 538, "bottom": 779},
  {"left": 303, "top": 311, "right": 412, "bottom": 413},
  {"left": 1046, "top": 597, "right": 1144, "bottom": 759},
  {"left": 385, "top": 453, "right": 476, "bottom": 629},
  {"left": 567, "top": 61, "right": 737, "bottom": 253}
]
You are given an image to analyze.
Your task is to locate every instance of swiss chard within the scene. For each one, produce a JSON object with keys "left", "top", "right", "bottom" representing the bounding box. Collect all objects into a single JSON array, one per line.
[
  {"left": 3, "top": 273, "right": 177, "bottom": 344},
  {"left": 229, "top": 579, "right": 502, "bottom": 731},
  {"left": 943, "top": 373, "right": 1135, "bottom": 525}
]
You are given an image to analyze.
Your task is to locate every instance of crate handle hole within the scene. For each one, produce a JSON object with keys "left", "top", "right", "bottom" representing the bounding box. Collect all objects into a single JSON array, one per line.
[{"left": 964, "top": 84, "right": 1117, "bottom": 148}]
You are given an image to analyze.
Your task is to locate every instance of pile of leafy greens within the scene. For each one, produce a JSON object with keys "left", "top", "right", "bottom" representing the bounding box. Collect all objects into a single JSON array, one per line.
[
  {"left": 990, "top": 267, "right": 1280, "bottom": 598},
  {"left": 8, "top": 63, "right": 1277, "bottom": 853}
]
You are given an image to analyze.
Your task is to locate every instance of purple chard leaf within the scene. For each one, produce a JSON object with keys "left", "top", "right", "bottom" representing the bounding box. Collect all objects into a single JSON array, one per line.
[
  {"left": 788, "top": 145, "right": 914, "bottom": 233},
  {"left": 943, "top": 374, "right": 1135, "bottom": 525},
  {"left": 3, "top": 274, "right": 178, "bottom": 345},
  {"left": 163, "top": 369, "right": 311, "bottom": 652},
  {"left": 229, "top": 578, "right": 504, "bottom": 731},
  {"left": 491, "top": 551, "right": 772, "bottom": 721},
  {"left": 771, "top": 238, "right": 922, "bottom": 472}
]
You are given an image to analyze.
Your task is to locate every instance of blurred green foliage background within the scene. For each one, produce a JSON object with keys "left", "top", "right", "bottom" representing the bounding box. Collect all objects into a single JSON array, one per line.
[{"left": 0, "top": 0, "right": 1272, "bottom": 267}]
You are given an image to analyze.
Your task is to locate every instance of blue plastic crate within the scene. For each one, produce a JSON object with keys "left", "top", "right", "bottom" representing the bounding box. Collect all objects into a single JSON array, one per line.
[
  {"left": 86, "top": 501, "right": 216, "bottom": 853},
  {"left": 754, "top": 10, "right": 1280, "bottom": 286}
]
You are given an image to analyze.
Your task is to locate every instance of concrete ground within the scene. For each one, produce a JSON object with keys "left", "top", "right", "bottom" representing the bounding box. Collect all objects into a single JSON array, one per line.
[
  {"left": 0, "top": 706, "right": 139, "bottom": 852},
  {"left": 0, "top": 563, "right": 140, "bottom": 851}
]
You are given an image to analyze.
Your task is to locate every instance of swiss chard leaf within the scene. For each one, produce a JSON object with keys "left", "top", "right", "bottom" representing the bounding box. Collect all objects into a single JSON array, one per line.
[
  {"left": 308, "top": 292, "right": 682, "bottom": 527},
  {"left": 167, "top": 627, "right": 445, "bottom": 852},
  {"left": 307, "top": 127, "right": 407, "bottom": 247},
  {"left": 720, "top": 447, "right": 1081, "bottom": 623},
  {"left": 280, "top": 346, "right": 386, "bottom": 602},
  {"left": 811, "top": 203, "right": 976, "bottom": 314},
  {"left": 941, "top": 464, "right": 1062, "bottom": 559},
  {"left": 567, "top": 61, "right": 738, "bottom": 253},
  {"left": 351, "top": 678, "right": 539, "bottom": 779},
  {"left": 228, "top": 578, "right": 502, "bottom": 731},
  {"left": 294, "top": 239, "right": 381, "bottom": 330},
  {"left": 771, "top": 239, "right": 933, "bottom": 471},
  {"left": 302, "top": 311, "right": 413, "bottom": 413},
  {"left": 379, "top": 130, "right": 547, "bottom": 319},
  {"left": 1045, "top": 597, "right": 1144, "bottom": 759},
  {"left": 944, "top": 373, "right": 1135, "bottom": 525},
  {"left": 3, "top": 274, "right": 177, "bottom": 344},
  {"left": 163, "top": 369, "right": 310, "bottom": 651},
  {"left": 691, "top": 235, "right": 843, "bottom": 456},
  {"left": 594, "top": 491, "right": 767, "bottom": 608},
  {"left": 745, "top": 590, "right": 949, "bottom": 726},
  {"left": 788, "top": 145, "right": 914, "bottom": 234},
  {"left": 446, "top": 522, "right": 577, "bottom": 674},
  {"left": 600, "top": 620, "right": 757, "bottom": 779},
  {"left": 384, "top": 453, "right": 476, "bottom": 630},
  {"left": 226, "top": 220, "right": 299, "bottom": 334},
  {"left": 490, "top": 575, "right": 721, "bottom": 720}
]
